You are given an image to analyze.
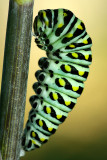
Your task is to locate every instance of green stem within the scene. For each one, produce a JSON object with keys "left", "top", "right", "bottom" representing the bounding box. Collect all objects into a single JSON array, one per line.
[{"left": 0, "top": 0, "right": 34, "bottom": 159}]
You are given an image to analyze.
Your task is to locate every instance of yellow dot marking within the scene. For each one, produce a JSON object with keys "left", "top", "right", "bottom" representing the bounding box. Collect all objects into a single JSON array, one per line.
[
  {"left": 79, "top": 71, "right": 84, "bottom": 76},
  {"left": 39, "top": 120, "right": 43, "bottom": 127},
  {"left": 77, "top": 24, "right": 83, "bottom": 30},
  {"left": 72, "top": 86, "right": 79, "bottom": 91},
  {"left": 65, "top": 101, "right": 71, "bottom": 106},
  {"left": 63, "top": 13, "right": 67, "bottom": 17},
  {"left": 46, "top": 107, "right": 51, "bottom": 114},
  {"left": 45, "top": 21, "right": 49, "bottom": 26},
  {"left": 58, "top": 23, "right": 63, "bottom": 28},
  {"left": 72, "top": 53, "right": 78, "bottom": 58},
  {"left": 59, "top": 79, "right": 65, "bottom": 86},
  {"left": 69, "top": 44, "right": 75, "bottom": 48},
  {"left": 48, "top": 128, "right": 53, "bottom": 132},
  {"left": 66, "top": 33, "right": 73, "bottom": 38},
  {"left": 32, "top": 132, "right": 36, "bottom": 138},
  {"left": 65, "top": 65, "right": 71, "bottom": 72},
  {"left": 83, "top": 40, "right": 88, "bottom": 44},
  {"left": 57, "top": 115, "right": 62, "bottom": 119},
  {"left": 85, "top": 55, "right": 89, "bottom": 60},
  {"left": 32, "top": 140, "right": 36, "bottom": 145},
  {"left": 40, "top": 138, "right": 45, "bottom": 142},
  {"left": 53, "top": 93, "right": 58, "bottom": 100},
  {"left": 43, "top": 11, "right": 46, "bottom": 18}
]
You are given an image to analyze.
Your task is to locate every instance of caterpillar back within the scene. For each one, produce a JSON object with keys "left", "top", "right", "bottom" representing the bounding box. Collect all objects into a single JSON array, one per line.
[{"left": 22, "top": 8, "right": 92, "bottom": 152}]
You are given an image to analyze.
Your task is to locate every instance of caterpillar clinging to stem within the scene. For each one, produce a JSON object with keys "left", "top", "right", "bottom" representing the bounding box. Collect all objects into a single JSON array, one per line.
[{"left": 21, "top": 8, "right": 92, "bottom": 152}]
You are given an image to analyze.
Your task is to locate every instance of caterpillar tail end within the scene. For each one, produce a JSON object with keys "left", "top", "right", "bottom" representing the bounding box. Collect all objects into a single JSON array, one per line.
[{"left": 20, "top": 148, "right": 25, "bottom": 157}]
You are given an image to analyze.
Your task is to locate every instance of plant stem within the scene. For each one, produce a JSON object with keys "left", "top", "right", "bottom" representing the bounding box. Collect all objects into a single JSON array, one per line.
[{"left": 0, "top": 0, "right": 34, "bottom": 159}]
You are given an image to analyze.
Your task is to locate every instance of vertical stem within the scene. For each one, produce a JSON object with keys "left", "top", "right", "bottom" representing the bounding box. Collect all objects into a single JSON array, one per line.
[{"left": 0, "top": 0, "right": 34, "bottom": 159}]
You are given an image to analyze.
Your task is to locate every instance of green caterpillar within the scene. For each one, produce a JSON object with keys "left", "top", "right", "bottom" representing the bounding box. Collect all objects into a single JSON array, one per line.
[{"left": 22, "top": 8, "right": 92, "bottom": 152}]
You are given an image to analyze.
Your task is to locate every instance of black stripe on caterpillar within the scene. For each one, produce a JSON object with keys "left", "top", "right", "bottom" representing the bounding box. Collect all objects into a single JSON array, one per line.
[{"left": 21, "top": 8, "right": 92, "bottom": 152}]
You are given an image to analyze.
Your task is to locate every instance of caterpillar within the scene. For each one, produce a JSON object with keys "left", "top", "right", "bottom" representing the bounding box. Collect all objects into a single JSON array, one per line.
[{"left": 22, "top": 8, "right": 92, "bottom": 152}]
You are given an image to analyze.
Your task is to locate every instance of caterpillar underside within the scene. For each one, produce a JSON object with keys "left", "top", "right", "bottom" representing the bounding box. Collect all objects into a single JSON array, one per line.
[{"left": 22, "top": 8, "right": 92, "bottom": 151}]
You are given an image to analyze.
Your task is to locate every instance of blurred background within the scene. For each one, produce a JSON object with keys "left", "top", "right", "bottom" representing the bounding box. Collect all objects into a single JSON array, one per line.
[{"left": 0, "top": 0, "right": 107, "bottom": 159}]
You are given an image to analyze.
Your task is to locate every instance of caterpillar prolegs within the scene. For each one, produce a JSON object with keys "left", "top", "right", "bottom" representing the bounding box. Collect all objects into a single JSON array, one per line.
[{"left": 22, "top": 8, "right": 92, "bottom": 152}]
